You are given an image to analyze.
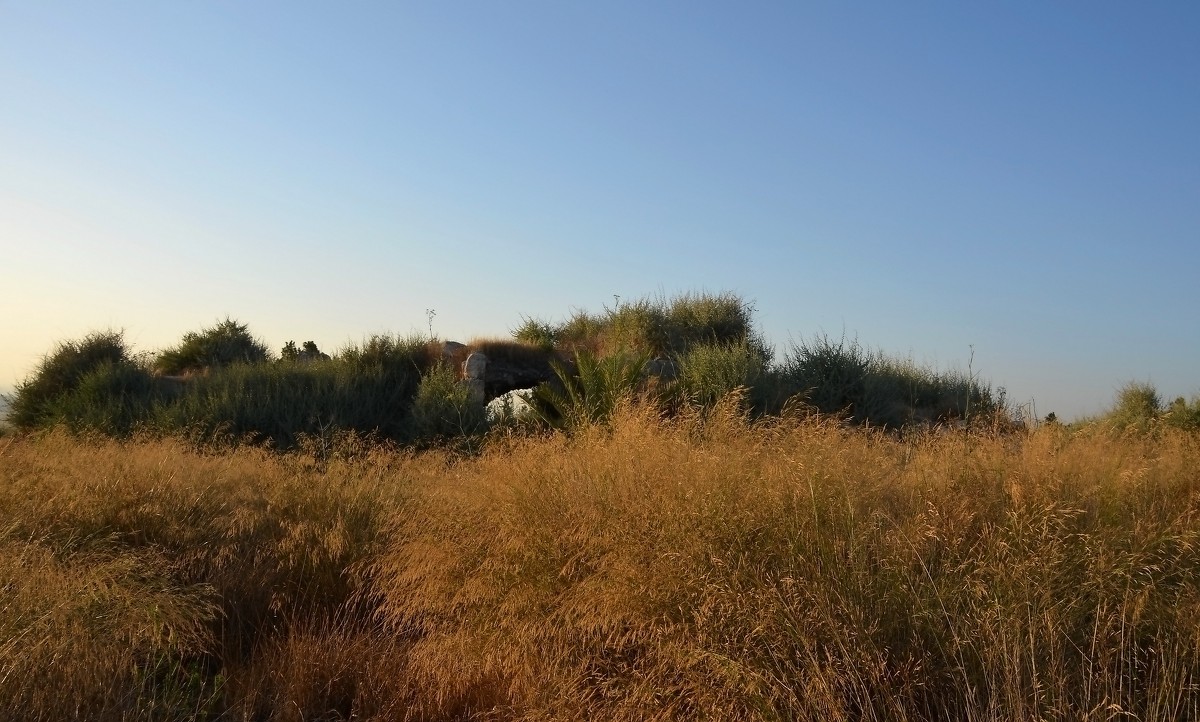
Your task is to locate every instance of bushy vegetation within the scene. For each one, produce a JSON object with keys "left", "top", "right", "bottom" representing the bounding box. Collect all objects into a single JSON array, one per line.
[
  {"left": 1100, "top": 381, "right": 1200, "bottom": 433},
  {"left": 408, "top": 362, "right": 487, "bottom": 444},
  {"left": 5, "top": 330, "right": 156, "bottom": 431},
  {"left": 2, "top": 408, "right": 1198, "bottom": 720},
  {"left": 532, "top": 349, "right": 655, "bottom": 430},
  {"left": 522, "top": 292, "right": 770, "bottom": 361},
  {"left": 676, "top": 340, "right": 773, "bottom": 412},
  {"left": 6, "top": 329, "right": 437, "bottom": 448},
  {"left": 1165, "top": 394, "right": 1200, "bottom": 429},
  {"left": 155, "top": 334, "right": 436, "bottom": 448},
  {"left": 771, "top": 334, "right": 999, "bottom": 428},
  {"left": 155, "top": 318, "right": 271, "bottom": 375},
  {"left": 48, "top": 360, "right": 171, "bottom": 436},
  {"left": 280, "top": 340, "right": 330, "bottom": 363},
  {"left": 14, "top": 291, "right": 1193, "bottom": 447}
]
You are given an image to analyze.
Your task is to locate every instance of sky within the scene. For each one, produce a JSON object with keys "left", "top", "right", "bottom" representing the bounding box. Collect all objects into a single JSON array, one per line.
[{"left": 1, "top": 1, "right": 1197, "bottom": 421}]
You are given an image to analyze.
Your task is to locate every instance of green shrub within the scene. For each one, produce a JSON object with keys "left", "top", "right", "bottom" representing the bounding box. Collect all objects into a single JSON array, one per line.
[
  {"left": 156, "top": 355, "right": 430, "bottom": 449},
  {"left": 676, "top": 341, "right": 770, "bottom": 412},
  {"left": 550, "top": 309, "right": 606, "bottom": 355},
  {"left": 777, "top": 340, "right": 1001, "bottom": 428},
  {"left": 512, "top": 317, "right": 557, "bottom": 350},
  {"left": 408, "top": 364, "right": 487, "bottom": 444},
  {"left": 602, "top": 298, "right": 671, "bottom": 355},
  {"left": 8, "top": 330, "right": 132, "bottom": 430},
  {"left": 156, "top": 318, "right": 271, "bottom": 375},
  {"left": 51, "top": 361, "right": 170, "bottom": 436},
  {"left": 859, "top": 355, "right": 987, "bottom": 428},
  {"left": 1164, "top": 395, "right": 1200, "bottom": 430},
  {"left": 151, "top": 336, "right": 432, "bottom": 448},
  {"left": 280, "top": 340, "right": 330, "bottom": 363},
  {"left": 541, "top": 292, "right": 769, "bottom": 361},
  {"left": 337, "top": 333, "right": 433, "bottom": 371},
  {"left": 533, "top": 349, "right": 653, "bottom": 431},
  {"left": 663, "top": 291, "right": 767, "bottom": 359},
  {"left": 780, "top": 334, "right": 870, "bottom": 419},
  {"left": 1107, "top": 381, "right": 1163, "bottom": 432}
]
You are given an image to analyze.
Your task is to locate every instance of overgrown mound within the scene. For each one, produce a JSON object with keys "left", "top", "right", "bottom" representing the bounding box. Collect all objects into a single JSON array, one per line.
[{"left": 5, "top": 292, "right": 1016, "bottom": 447}]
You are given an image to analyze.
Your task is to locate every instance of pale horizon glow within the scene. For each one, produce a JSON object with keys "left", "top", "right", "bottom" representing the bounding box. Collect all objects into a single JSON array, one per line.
[{"left": 2, "top": 2, "right": 1198, "bottom": 421}]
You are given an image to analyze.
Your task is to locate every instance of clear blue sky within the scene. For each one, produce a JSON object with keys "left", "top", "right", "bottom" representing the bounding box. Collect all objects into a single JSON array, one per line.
[{"left": 2, "top": 2, "right": 1197, "bottom": 420}]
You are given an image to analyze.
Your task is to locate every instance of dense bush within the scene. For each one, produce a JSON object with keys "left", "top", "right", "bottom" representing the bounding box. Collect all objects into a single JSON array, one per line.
[
  {"left": 408, "top": 363, "right": 487, "bottom": 444},
  {"left": 1100, "top": 382, "right": 1200, "bottom": 433},
  {"left": 675, "top": 341, "right": 772, "bottom": 412},
  {"left": 4, "top": 293, "right": 1030, "bottom": 443},
  {"left": 859, "top": 356, "right": 986, "bottom": 428},
  {"left": 156, "top": 318, "right": 271, "bottom": 375},
  {"left": 280, "top": 340, "right": 330, "bottom": 363},
  {"left": 540, "top": 292, "right": 769, "bottom": 360},
  {"left": 777, "top": 335, "right": 1001, "bottom": 428},
  {"left": 156, "top": 335, "right": 435, "bottom": 448},
  {"left": 50, "top": 362, "right": 170, "bottom": 436},
  {"left": 779, "top": 333, "right": 870, "bottom": 418},
  {"left": 512, "top": 317, "right": 557, "bottom": 350},
  {"left": 7, "top": 330, "right": 135, "bottom": 430},
  {"left": 1106, "top": 381, "right": 1163, "bottom": 432},
  {"left": 1164, "top": 395, "right": 1200, "bottom": 430},
  {"left": 532, "top": 349, "right": 653, "bottom": 430}
]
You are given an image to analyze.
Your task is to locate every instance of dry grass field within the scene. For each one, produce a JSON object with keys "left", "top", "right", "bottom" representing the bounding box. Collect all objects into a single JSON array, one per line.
[{"left": 2, "top": 401, "right": 1198, "bottom": 721}]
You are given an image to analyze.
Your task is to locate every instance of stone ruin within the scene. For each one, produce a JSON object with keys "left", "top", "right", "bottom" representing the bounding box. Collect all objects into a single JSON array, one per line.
[
  {"left": 440, "top": 341, "right": 558, "bottom": 402},
  {"left": 439, "top": 340, "right": 677, "bottom": 425}
]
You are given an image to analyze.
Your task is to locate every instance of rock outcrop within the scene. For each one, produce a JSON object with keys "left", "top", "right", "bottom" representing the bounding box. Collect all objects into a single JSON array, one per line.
[{"left": 486, "top": 388, "right": 538, "bottom": 423}]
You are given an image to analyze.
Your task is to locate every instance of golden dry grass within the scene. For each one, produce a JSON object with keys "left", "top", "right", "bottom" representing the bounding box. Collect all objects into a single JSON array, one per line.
[{"left": 1, "top": 406, "right": 1198, "bottom": 720}]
